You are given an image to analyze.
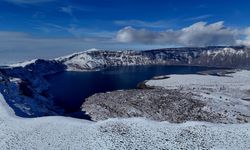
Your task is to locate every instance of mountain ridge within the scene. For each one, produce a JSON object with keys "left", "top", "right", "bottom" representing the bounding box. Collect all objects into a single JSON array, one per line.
[{"left": 58, "top": 45, "right": 250, "bottom": 71}]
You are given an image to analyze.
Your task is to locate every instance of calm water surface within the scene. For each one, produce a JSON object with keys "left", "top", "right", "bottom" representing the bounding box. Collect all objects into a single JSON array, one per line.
[{"left": 46, "top": 65, "right": 216, "bottom": 118}]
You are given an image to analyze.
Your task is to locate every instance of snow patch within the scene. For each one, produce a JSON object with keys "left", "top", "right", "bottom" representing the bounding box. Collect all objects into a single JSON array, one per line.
[{"left": 8, "top": 59, "right": 38, "bottom": 68}]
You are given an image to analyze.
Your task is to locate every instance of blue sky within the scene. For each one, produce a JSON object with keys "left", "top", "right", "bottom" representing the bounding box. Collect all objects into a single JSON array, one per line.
[{"left": 0, "top": 0, "right": 250, "bottom": 64}]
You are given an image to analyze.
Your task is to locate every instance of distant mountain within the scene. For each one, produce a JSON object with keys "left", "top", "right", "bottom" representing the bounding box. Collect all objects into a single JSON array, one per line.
[{"left": 58, "top": 46, "right": 250, "bottom": 71}]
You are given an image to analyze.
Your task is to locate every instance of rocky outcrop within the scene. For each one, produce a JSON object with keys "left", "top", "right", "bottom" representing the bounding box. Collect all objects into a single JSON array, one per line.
[{"left": 83, "top": 89, "right": 224, "bottom": 123}]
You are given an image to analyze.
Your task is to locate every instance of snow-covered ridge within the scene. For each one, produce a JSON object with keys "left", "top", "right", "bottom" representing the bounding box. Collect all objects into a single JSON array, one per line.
[
  {"left": 5, "top": 46, "right": 250, "bottom": 71},
  {"left": 8, "top": 59, "right": 39, "bottom": 68},
  {"left": 206, "top": 47, "right": 245, "bottom": 56},
  {"left": 58, "top": 46, "right": 250, "bottom": 71}
]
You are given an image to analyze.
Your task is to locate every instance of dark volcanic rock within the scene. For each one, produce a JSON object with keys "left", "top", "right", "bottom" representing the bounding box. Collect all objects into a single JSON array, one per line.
[{"left": 83, "top": 89, "right": 222, "bottom": 123}]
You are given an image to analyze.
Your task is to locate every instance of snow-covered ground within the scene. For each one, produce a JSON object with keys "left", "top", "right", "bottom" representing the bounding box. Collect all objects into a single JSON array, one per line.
[
  {"left": 1, "top": 88, "right": 250, "bottom": 149},
  {"left": 146, "top": 70, "right": 250, "bottom": 123}
]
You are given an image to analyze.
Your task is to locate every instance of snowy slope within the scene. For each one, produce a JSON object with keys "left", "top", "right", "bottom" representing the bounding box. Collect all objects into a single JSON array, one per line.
[{"left": 0, "top": 93, "right": 250, "bottom": 150}]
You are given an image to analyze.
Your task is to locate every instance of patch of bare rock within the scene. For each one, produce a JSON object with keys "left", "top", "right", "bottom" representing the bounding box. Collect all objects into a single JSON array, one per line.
[{"left": 83, "top": 89, "right": 225, "bottom": 123}]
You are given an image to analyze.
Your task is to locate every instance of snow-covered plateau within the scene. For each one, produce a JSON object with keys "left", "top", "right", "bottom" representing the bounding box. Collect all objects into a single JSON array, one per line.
[{"left": 0, "top": 46, "right": 250, "bottom": 149}]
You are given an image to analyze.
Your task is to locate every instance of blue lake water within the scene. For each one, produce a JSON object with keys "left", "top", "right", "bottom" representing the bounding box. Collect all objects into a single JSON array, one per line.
[{"left": 46, "top": 65, "right": 216, "bottom": 118}]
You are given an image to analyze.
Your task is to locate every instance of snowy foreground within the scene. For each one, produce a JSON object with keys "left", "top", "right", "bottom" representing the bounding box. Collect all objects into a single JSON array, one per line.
[
  {"left": 1, "top": 94, "right": 250, "bottom": 150},
  {"left": 1, "top": 71, "right": 250, "bottom": 149}
]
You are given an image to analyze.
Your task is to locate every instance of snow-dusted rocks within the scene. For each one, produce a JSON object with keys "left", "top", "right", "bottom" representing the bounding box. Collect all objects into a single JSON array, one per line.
[
  {"left": 58, "top": 50, "right": 151, "bottom": 71},
  {"left": 83, "top": 89, "right": 222, "bottom": 123},
  {"left": 0, "top": 59, "right": 66, "bottom": 117},
  {"left": 0, "top": 93, "right": 250, "bottom": 150}
]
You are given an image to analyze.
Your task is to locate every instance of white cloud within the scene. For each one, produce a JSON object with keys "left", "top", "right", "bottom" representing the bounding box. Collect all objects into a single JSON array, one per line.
[
  {"left": 116, "top": 26, "right": 178, "bottom": 45},
  {"left": 116, "top": 21, "right": 238, "bottom": 46},
  {"left": 179, "top": 21, "right": 237, "bottom": 46},
  {"left": 236, "top": 27, "right": 250, "bottom": 46}
]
